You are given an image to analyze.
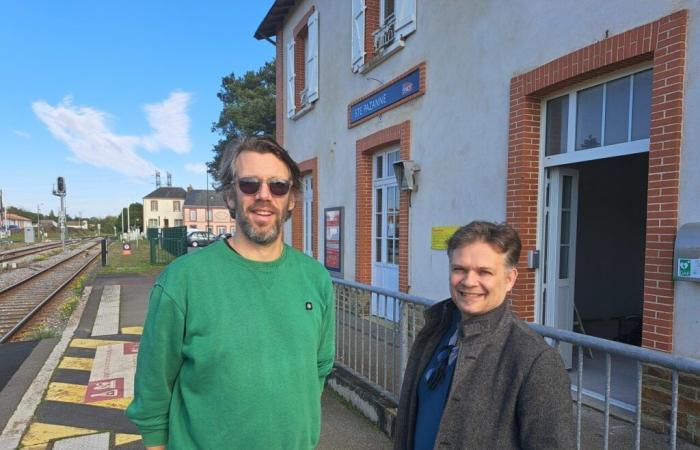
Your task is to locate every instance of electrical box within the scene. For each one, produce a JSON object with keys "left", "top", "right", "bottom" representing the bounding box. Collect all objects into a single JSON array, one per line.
[
  {"left": 24, "top": 226, "right": 35, "bottom": 243},
  {"left": 674, "top": 222, "right": 700, "bottom": 282}
]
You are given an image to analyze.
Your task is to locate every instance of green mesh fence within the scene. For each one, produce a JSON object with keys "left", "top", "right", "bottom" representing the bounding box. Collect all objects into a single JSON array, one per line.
[{"left": 148, "top": 226, "right": 187, "bottom": 264}]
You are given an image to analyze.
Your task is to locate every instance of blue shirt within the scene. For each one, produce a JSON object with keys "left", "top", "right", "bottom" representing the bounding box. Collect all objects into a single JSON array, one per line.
[{"left": 414, "top": 308, "right": 461, "bottom": 450}]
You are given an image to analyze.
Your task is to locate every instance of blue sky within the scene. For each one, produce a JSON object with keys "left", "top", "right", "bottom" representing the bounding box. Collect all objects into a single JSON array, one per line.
[{"left": 0, "top": 1, "right": 275, "bottom": 218}]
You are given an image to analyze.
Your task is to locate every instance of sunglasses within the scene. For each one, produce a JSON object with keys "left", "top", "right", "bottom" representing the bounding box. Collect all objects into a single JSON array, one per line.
[{"left": 236, "top": 177, "right": 292, "bottom": 196}]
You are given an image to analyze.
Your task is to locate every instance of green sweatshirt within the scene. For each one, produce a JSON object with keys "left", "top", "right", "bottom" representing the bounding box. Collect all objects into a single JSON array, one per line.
[{"left": 126, "top": 241, "right": 335, "bottom": 449}]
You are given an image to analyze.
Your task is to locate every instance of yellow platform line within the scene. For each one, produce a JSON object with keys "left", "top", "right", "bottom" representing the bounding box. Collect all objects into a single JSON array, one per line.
[
  {"left": 120, "top": 326, "right": 143, "bottom": 335},
  {"left": 69, "top": 338, "right": 126, "bottom": 349},
  {"left": 45, "top": 382, "right": 132, "bottom": 410},
  {"left": 20, "top": 422, "right": 97, "bottom": 447},
  {"left": 115, "top": 433, "right": 142, "bottom": 446},
  {"left": 58, "top": 356, "right": 93, "bottom": 371}
]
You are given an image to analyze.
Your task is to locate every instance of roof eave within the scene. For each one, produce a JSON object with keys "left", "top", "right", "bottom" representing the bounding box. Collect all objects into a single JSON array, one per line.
[{"left": 254, "top": 0, "right": 297, "bottom": 41}]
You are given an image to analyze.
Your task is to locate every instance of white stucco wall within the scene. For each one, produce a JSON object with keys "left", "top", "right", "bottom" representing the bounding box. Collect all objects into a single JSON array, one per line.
[{"left": 277, "top": 0, "right": 699, "bottom": 354}]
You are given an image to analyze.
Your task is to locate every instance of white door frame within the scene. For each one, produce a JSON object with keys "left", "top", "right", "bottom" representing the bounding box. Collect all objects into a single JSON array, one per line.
[{"left": 371, "top": 148, "right": 400, "bottom": 320}]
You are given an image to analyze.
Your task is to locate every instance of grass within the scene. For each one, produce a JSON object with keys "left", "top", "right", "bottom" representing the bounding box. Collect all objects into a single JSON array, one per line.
[
  {"left": 99, "top": 239, "right": 165, "bottom": 275},
  {"left": 23, "top": 326, "right": 58, "bottom": 340}
]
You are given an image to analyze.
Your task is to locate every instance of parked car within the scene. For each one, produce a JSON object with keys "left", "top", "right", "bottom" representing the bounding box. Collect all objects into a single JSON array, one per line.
[
  {"left": 216, "top": 232, "right": 232, "bottom": 241},
  {"left": 187, "top": 231, "right": 216, "bottom": 247}
]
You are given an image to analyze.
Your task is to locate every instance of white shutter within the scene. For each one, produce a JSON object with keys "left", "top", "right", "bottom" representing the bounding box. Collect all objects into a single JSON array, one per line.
[
  {"left": 394, "top": 0, "right": 416, "bottom": 38},
  {"left": 351, "top": 0, "right": 366, "bottom": 72},
  {"left": 306, "top": 11, "right": 319, "bottom": 102},
  {"left": 286, "top": 39, "right": 296, "bottom": 118}
]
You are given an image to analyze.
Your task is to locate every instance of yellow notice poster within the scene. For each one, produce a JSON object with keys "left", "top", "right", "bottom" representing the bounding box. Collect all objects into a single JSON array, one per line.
[{"left": 431, "top": 226, "right": 459, "bottom": 250}]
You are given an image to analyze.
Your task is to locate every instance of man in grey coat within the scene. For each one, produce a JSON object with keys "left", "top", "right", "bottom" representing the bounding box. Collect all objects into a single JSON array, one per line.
[{"left": 395, "top": 221, "right": 574, "bottom": 449}]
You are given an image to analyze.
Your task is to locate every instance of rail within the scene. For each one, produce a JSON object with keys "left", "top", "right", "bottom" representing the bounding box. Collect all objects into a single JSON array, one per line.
[
  {"left": 0, "top": 241, "right": 101, "bottom": 343},
  {"left": 332, "top": 279, "right": 700, "bottom": 450}
]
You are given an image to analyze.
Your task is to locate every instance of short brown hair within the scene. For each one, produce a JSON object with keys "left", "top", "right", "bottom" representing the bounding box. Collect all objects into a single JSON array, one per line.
[
  {"left": 446, "top": 221, "right": 522, "bottom": 268},
  {"left": 215, "top": 136, "right": 302, "bottom": 219}
]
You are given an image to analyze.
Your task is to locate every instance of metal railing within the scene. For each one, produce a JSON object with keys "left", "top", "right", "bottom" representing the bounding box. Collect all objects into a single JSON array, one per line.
[
  {"left": 332, "top": 279, "right": 700, "bottom": 450},
  {"left": 333, "top": 279, "right": 435, "bottom": 401}
]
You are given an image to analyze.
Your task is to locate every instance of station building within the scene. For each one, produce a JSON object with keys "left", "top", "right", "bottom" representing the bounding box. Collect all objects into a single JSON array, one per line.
[{"left": 255, "top": 0, "right": 700, "bottom": 366}]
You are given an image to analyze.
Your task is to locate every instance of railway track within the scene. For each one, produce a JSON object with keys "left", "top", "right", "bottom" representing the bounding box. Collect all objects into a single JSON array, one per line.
[
  {"left": 0, "top": 240, "right": 79, "bottom": 264},
  {"left": 0, "top": 241, "right": 101, "bottom": 343}
]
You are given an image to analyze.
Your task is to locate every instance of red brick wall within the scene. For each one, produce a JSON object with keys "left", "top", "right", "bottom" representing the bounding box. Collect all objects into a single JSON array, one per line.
[
  {"left": 364, "top": 0, "right": 379, "bottom": 63},
  {"left": 292, "top": 157, "right": 319, "bottom": 259},
  {"left": 356, "top": 121, "right": 411, "bottom": 292},
  {"left": 506, "top": 11, "right": 687, "bottom": 351}
]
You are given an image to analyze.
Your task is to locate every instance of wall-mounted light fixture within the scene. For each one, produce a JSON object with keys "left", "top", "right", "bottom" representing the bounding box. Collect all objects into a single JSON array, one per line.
[{"left": 392, "top": 160, "right": 420, "bottom": 192}]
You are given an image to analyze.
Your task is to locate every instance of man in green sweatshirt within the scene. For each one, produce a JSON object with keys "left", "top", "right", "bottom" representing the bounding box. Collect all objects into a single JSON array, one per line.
[{"left": 126, "top": 137, "right": 335, "bottom": 449}]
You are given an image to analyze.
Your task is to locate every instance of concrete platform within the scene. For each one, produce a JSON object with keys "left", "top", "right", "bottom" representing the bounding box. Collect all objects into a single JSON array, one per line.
[{"left": 0, "top": 273, "right": 391, "bottom": 449}]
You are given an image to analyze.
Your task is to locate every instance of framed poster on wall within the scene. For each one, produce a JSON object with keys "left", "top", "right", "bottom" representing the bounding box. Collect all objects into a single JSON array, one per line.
[{"left": 324, "top": 207, "right": 343, "bottom": 277}]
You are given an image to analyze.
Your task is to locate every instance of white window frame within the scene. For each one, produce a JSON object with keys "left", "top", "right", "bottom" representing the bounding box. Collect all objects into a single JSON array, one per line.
[
  {"left": 541, "top": 64, "right": 652, "bottom": 168},
  {"left": 173, "top": 200, "right": 181, "bottom": 212},
  {"left": 189, "top": 210, "right": 197, "bottom": 221},
  {"left": 150, "top": 200, "right": 158, "bottom": 212}
]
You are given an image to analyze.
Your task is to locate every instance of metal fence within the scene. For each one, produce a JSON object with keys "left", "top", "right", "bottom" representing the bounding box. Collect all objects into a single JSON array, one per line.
[
  {"left": 147, "top": 226, "right": 187, "bottom": 264},
  {"left": 332, "top": 279, "right": 700, "bottom": 450}
]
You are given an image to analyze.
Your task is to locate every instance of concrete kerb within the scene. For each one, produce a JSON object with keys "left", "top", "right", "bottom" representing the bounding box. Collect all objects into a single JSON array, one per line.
[
  {"left": 326, "top": 364, "right": 398, "bottom": 439},
  {"left": 0, "top": 286, "right": 93, "bottom": 449}
]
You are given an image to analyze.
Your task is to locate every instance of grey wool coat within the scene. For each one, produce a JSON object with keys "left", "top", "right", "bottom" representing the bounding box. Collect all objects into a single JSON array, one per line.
[{"left": 394, "top": 299, "right": 575, "bottom": 450}]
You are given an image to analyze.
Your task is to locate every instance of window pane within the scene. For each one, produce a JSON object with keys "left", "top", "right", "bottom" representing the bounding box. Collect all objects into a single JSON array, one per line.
[
  {"left": 632, "top": 69, "right": 652, "bottom": 141},
  {"left": 387, "top": 240, "right": 394, "bottom": 264},
  {"left": 560, "top": 210, "right": 570, "bottom": 244},
  {"left": 604, "top": 76, "right": 631, "bottom": 145},
  {"left": 387, "top": 150, "right": 399, "bottom": 175},
  {"left": 375, "top": 189, "right": 382, "bottom": 213},
  {"left": 384, "top": 0, "right": 395, "bottom": 20},
  {"left": 387, "top": 215, "right": 395, "bottom": 237},
  {"left": 561, "top": 176, "right": 572, "bottom": 209},
  {"left": 376, "top": 239, "right": 382, "bottom": 262},
  {"left": 545, "top": 95, "right": 569, "bottom": 156},
  {"left": 559, "top": 245, "right": 569, "bottom": 279},
  {"left": 576, "top": 84, "right": 603, "bottom": 150},
  {"left": 388, "top": 186, "right": 395, "bottom": 211},
  {"left": 376, "top": 213, "right": 383, "bottom": 237},
  {"left": 376, "top": 155, "right": 383, "bottom": 179}
]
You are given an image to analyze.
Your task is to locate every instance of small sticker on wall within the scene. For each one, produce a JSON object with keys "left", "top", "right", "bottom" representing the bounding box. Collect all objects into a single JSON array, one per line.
[{"left": 678, "top": 258, "right": 700, "bottom": 278}]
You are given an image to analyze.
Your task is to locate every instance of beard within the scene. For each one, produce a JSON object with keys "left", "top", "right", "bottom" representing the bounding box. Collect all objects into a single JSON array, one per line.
[{"left": 235, "top": 199, "right": 288, "bottom": 246}]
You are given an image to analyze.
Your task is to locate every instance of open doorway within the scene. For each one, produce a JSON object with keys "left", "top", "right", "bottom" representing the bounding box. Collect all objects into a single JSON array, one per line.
[{"left": 572, "top": 152, "right": 648, "bottom": 346}]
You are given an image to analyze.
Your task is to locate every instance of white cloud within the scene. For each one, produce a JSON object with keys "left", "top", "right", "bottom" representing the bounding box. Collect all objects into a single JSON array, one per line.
[
  {"left": 185, "top": 162, "right": 208, "bottom": 175},
  {"left": 142, "top": 91, "right": 192, "bottom": 154},
  {"left": 13, "top": 130, "right": 31, "bottom": 138},
  {"left": 32, "top": 92, "right": 192, "bottom": 178}
]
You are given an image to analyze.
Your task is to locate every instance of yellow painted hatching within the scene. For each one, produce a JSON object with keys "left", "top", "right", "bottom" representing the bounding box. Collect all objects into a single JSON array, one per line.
[
  {"left": 20, "top": 422, "right": 96, "bottom": 446},
  {"left": 115, "top": 433, "right": 142, "bottom": 445},
  {"left": 58, "top": 356, "right": 94, "bottom": 371},
  {"left": 120, "top": 326, "right": 143, "bottom": 335},
  {"left": 19, "top": 445, "right": 48, "bottom": 450},
  {"left": 45, "top": 382, "right": 132, "bottom": 410},
  {"left": 69, "top": 338, "right": 126, "bottom": 349}
]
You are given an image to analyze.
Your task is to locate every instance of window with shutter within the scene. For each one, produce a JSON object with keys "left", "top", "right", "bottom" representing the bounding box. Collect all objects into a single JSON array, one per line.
[{"left": 354, "top": 0, "right": 415, "bottom": 71}]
